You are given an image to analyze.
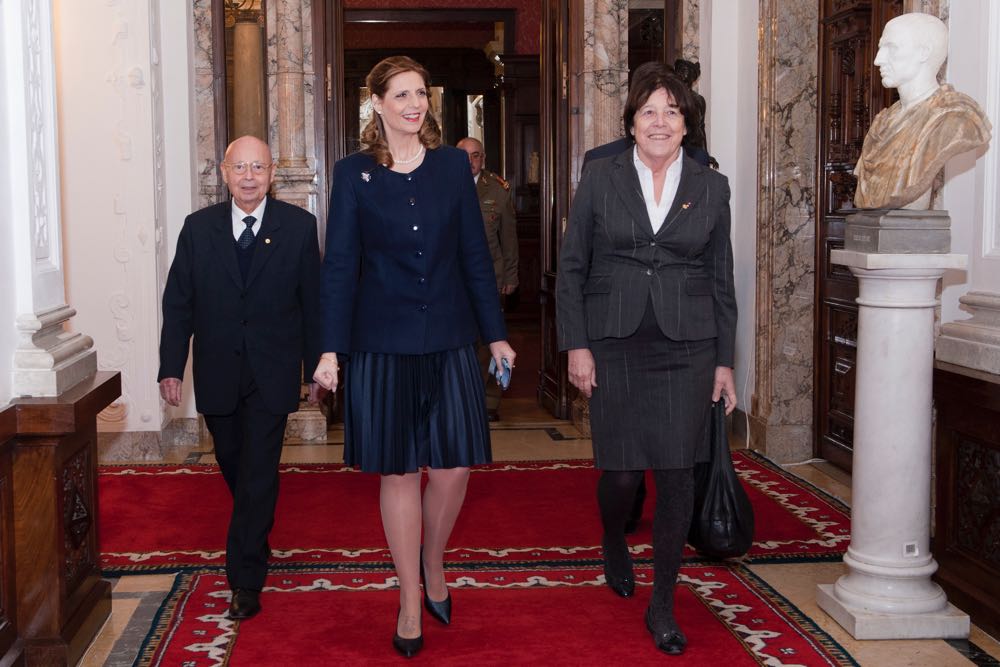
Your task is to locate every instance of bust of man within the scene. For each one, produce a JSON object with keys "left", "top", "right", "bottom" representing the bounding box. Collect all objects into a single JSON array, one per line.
[{"left": 854, "top": 12, "right": 992, "bottom": 210}]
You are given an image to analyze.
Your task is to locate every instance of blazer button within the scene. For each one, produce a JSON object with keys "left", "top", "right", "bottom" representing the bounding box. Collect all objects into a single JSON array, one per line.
[
  {"left": 415, "top": 250, "right": 423, "bottom": 258},
  {"left": 646, "top": 269, "right": 653, "bottom": 276},
  {"left": 235, "top": 350, "right": 241, "bottom": 357},
  {"left": 241, "top": 319, "right": 248, "bottom": 326},
  {"left": 418, "top": 277, "right": 426, "bottom": 284},
  {"left": 412, "top": 225, "right": 419, "bottom": 231},
  {"left": 419, "top": 304, "right": 428, "bottom": 312},
  {"left": 649, "top": 241, "right": 656, "bottom": 246},
  {"left": 409, "top": 197, "right": 416, "bottom": 206}
]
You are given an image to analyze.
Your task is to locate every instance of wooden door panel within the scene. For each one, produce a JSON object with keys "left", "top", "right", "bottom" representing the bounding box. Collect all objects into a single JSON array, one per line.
[{"left": 815, "top": 0, "right": 903, "bottom": 470}]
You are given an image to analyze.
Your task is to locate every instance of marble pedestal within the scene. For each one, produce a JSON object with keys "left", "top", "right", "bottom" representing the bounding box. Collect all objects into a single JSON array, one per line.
[{"left": 816, "top": 251, "right": 970, "bottom": 640}]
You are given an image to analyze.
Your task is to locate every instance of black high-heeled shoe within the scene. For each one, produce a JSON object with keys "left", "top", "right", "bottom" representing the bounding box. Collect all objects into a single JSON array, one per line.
[
  {"left": 601, "top": 537, "right": 635, "bottom": 597},
  {"left": 645, "top": 607, "right": 687, "bottom": 656},
  {"left": 392, "top": 608, "right": 423, "bottom": 658},
  {"left": 420, "top": 547, "right": 452, "bottom": 625}
]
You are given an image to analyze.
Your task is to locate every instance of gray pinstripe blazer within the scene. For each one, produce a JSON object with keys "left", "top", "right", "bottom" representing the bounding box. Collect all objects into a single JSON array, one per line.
[{"left": 556, "top": 148, "right": 737, "bottom": 367}]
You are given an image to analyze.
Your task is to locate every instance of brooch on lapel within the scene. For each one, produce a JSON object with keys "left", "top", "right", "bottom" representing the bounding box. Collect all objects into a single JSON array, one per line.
[
  {"left": 361, "top": 171, "right": 371, "bottom": 182},
  {"left": 681, "top": 202, "right": 692, "bottom": 210},
  {"left": 265, "top": 238, "right": 271, "bottom": 244}
]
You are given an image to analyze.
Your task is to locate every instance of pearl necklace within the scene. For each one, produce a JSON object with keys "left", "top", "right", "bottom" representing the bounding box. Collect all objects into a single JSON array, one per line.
[{"left": 393, "top": 145, "right": 425, "bottom": 165}]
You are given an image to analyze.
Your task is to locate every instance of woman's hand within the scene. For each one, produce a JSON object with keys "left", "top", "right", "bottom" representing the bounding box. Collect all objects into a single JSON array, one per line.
[
  {"left": 567, "top": 348, "right": 597, "bottom": 398},
  {"left": 488, "top": 341, "right": 517, "bottom": 380},
  {"left": 712, "top": 366, "right": 737, "bottom": 415},
  {"left": 312, "top": 352, "right": 339, "bottom": 392}
]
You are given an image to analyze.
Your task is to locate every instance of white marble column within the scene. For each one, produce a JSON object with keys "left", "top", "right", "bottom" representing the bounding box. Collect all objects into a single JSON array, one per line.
[
  {"left": 817, "top": 250, "right": 970, "bottom": 640},
  {"left": 0, "top": 0, "right": 96, "bottom": 402}
]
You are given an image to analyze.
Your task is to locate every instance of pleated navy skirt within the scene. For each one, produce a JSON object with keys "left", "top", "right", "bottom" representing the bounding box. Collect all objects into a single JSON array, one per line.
[{"left": 342, "top": 345, "right": 493, "bottom": 474}]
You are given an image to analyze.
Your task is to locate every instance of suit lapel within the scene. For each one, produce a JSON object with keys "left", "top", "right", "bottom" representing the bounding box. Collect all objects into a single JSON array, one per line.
[
  {"left": 657, "top": 154, "right": 708, "bottom": 237},
  {"left": 211, "top": 204, "right": 243, "bottom": 289},
  {"left": 610, "top": 151, "right": 654, "bottom": 237},
  {"left": 245, "top": 197, "right": 283, "bottom": 288}
]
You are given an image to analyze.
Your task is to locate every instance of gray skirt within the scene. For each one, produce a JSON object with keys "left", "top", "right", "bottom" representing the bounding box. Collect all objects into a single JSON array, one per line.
[{"left": 588, "top": 300, "right": 715, "bottom": 471}]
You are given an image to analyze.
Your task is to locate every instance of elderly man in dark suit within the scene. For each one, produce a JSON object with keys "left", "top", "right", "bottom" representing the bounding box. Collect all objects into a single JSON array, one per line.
[{"left": 158, "top": 135, "right": 321, "bottom": 620}]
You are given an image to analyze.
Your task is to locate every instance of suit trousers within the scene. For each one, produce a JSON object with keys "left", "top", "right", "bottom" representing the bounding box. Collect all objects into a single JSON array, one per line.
[{"left": 204, "top": 356, "right": 288, "bottom": 591}]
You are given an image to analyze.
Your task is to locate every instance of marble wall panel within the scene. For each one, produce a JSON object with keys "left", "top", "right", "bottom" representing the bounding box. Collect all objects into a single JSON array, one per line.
[
  {"left": 193, "top": 0, "right": 221, "bottom": 208},
  {"left": 583, "top": 0, "right": 629, "bottom": 151},
  {"left": 751, "top": 0, "right": 819, "bottom": 462},
  {"left": 682, "top": 0, "right": 700, "bottom": 62}
]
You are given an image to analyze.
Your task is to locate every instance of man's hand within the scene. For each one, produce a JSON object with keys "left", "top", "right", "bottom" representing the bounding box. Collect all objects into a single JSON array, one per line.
[
  {"left": 500, "top": 284, "right": 517, "bottom": 296},
  {"left": 159, "top": 377, "right": 183, "bottom": 407},
  {"left": 567, "top": 348, "right": 597, "bottom": 399},
  {"left": 312, "top": 353, "right": 339, "bottom": 392}
]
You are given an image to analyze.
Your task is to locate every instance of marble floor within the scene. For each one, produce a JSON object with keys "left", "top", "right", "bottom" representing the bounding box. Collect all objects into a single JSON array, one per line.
[{"left": 81, "top": 398, "right": 1000, "bottom": 666}]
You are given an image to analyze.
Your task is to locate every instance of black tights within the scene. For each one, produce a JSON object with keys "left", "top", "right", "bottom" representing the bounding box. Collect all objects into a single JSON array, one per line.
[{"left": 598, "top": 469, "right": 694, "bottom": 621}]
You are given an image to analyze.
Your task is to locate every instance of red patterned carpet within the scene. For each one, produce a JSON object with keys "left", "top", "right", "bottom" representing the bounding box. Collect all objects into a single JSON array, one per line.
[
  {"left": 136, "top": 564, "right": 858, "bottom": 666},
  {"left": 99, "top": 452, "right": 850, "bottom": 573}
]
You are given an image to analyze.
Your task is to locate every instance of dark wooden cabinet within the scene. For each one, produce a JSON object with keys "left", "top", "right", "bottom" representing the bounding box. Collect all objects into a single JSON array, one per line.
[
  {"left": 815, "top": 0, "right": 903, "bottom": 471},
  {"left": 933, "top": 363, "right": 1000, "bottom": 639},
  {"left": 0, "top": 407, "right": 22, "bottom": 666},
  {"left": 11, "top": 372, "right": 119, "bottom": 666}
]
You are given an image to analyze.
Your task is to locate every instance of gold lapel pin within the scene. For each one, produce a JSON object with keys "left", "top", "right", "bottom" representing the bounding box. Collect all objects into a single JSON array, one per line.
[
  {"left": 265, "top": 238, "right": 271, "bottom": 244},
  {"left": 681, "top": 202, "right": 692, "bottom": 210}
]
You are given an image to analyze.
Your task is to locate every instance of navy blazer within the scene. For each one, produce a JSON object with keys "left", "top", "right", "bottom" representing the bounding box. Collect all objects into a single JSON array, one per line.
[
  {"left": 158, "top": 197, "right": 322, "bottom": 415},
  {"left": 556, "top": 149, "right": 737, "bottom": 367},
  {"left": 321, "top": 146, "right": 506, "bottom": 355}
]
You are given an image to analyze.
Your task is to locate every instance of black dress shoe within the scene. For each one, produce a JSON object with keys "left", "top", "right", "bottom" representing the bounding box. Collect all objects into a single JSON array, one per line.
[
  {"left": 645, "top": 607, "right": 687, "bottom": 656},
  {"left": 601, "top": 538, "right": 635, "bottom": 597},
  {"left": 420, "top": 548, "right": 452, "bottom": 625},
  {"left": 229, "top": 588, "right": 261, "bottom": 620},
  {"left": 392, "top": 609, "right": 423, "bottom": 658}
]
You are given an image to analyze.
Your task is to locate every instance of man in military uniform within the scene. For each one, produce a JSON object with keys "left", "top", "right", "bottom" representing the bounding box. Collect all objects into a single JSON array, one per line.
[{"left": 458, "top": 137, "right": 519, "bottom": 421}]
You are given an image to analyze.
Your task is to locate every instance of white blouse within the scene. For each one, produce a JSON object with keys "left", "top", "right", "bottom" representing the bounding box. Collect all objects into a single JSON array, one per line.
[{"left": 633, "top": 146, "right": 683, "bottom": 234}]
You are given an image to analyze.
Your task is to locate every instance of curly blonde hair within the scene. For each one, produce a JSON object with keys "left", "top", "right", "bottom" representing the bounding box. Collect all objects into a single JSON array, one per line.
[{"left": 361, "top": 56, "right": 442, "bottom": 168}]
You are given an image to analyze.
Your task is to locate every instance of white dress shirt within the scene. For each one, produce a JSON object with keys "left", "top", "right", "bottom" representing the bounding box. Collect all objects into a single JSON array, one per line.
[
  {"left": 231, "top": 198, "right": 267, "bottom": 241},
  {"left": 633, "top": 147, "right": 683, "bottom": 234}
]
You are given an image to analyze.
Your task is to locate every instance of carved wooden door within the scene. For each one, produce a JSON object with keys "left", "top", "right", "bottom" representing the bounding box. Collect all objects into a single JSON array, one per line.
[
  {"left": 815, "top": 0, "right": 903, "bottom": 470},
  {"left": 537, "top": 0, "right": 578, "bottom": 417}
]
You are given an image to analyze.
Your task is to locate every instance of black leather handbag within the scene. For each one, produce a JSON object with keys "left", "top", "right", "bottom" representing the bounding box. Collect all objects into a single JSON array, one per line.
[{"left": 688, "top": 400, "right": 755, "bottom": 559}]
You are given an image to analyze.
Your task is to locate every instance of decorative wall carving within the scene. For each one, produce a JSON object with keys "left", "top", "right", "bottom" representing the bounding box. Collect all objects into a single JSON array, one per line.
[
  {"left": 27, "top": 0, "right": 51, "bottom": 263},
  {"left": 62, "top": 447, "right": 94, "bottom": 591}
]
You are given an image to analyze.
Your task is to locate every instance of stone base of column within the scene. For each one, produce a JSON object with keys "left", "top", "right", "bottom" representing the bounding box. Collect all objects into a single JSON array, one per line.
[
  {"left": 936, "top": 290, "right": 1000, "bottom": 374},
  {"left": 284, "top": 401, "right": 326, "bottom": 442},
  {"left": 12, "top": 305, "right": 97, "bottom": 397},
  {"left": 816, "top": 584, "right": 969, "bottom": 639}
]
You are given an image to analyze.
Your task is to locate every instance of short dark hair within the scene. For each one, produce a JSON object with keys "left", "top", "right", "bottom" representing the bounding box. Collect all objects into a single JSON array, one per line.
[{"left": 623, "top": 62, "right": 695, "bottom": 138}]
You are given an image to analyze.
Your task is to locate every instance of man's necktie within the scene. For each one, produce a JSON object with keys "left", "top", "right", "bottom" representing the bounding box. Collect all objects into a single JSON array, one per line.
[{"left": 237, "top": 216, "right": 256, "bottom": 249}]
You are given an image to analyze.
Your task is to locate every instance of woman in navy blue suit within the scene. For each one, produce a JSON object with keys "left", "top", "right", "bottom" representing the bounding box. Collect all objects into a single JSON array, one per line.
[{"left": 313, "top": 56, "right": 516, "bottom": 658}]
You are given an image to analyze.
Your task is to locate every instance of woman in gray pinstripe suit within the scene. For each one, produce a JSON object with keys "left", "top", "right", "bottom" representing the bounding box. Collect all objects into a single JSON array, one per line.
[{"left": 556, "top": 64, "right": 737, "bottom": 657}]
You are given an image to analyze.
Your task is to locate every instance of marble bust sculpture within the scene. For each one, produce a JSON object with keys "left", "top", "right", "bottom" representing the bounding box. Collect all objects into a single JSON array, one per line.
[{"left": 854, "top": 12, "right": 992, "bottom": 210}]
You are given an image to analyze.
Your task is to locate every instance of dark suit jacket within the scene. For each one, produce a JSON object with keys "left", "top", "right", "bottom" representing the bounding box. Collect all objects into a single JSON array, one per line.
[
  {"left": 583, "top": 138, "right": 711, "bottom": 169},
  {"left": 321, "top": 146, "right": 506, "bottom": 355},
  {"left": 557, "top": 149, "right": 737, "bottom": 367},
  {"left": 158, "top": 197, "right": 321, "bottom": 415}
]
